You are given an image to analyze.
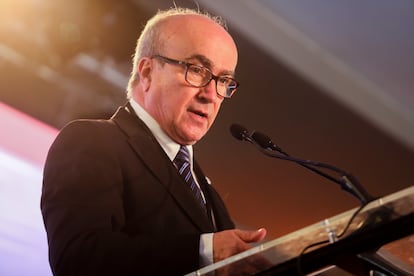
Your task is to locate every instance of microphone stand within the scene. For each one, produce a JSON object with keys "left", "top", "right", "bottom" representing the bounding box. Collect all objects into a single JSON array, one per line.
[
  {"left": 231, "top": 124, "right": 401, "bottom": 275},
  {"left": 246, "top": 134, "right": 375, "bottom": 205}
]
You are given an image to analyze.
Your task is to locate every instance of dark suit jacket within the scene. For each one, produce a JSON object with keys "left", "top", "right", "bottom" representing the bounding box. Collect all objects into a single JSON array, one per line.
[{"left": 41, "top": 103, "right": 235, "bottom": 276}]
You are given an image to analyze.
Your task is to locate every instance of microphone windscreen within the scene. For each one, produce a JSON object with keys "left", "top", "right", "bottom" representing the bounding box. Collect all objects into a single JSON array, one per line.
[
  {"left": 251, "top": 131, "right": 272, "bottom": 149},
  {"left": 229, "top": 124, "right": 249, "bottom": 141}
]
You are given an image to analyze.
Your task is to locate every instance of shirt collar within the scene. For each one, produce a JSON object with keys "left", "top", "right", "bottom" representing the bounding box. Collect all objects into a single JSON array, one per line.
[{"left": 129, "top": 98, "right": 194, "bottom": 162}]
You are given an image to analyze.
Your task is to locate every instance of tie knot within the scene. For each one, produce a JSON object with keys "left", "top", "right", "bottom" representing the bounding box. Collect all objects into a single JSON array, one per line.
[{"left": 174, "top": 146, "right": 190, "bottom": 164}]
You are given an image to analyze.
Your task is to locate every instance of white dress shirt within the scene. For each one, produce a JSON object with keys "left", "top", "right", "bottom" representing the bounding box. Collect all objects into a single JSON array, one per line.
[{"left": 129, "top": 99, "right": 214, "bottom": 267}]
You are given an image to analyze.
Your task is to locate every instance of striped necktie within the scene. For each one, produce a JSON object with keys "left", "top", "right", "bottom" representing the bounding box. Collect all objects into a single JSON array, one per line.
[{"left": 174, "top": 146, "right": 206, "bottom": 212}]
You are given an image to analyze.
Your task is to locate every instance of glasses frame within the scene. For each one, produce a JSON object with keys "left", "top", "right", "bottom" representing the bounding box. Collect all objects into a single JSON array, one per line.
[{"left": 151, "top": 54, "right": 239, "bottom": 98}]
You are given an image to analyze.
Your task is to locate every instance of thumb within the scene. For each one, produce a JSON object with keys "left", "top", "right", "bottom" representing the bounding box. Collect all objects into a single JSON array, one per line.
[{"left": 237, "top": 228, "right": 267, "bottom": 243}]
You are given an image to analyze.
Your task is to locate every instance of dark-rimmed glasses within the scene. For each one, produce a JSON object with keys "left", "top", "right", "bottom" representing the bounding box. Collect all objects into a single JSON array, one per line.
[{"left": 152, "top": 55, "right": 239, "bottom": 98}]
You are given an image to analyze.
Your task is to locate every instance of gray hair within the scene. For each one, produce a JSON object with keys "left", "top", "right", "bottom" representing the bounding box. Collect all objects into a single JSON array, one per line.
[{"left": 126, "top": 7, "right": 228, "bottom": 97}]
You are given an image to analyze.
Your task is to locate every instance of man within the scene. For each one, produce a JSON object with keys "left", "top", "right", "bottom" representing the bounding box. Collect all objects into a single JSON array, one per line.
[{"left": 41, "top": 7, "right": 266, "bottom": 275}]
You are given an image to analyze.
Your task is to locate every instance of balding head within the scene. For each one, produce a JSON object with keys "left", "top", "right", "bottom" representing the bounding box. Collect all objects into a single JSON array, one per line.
[
  {"left": 127, "top": 8, "right": 238, "bottom": 145},
  {"left": 127, "top": 8, "right": 235, "bottom": 97}
]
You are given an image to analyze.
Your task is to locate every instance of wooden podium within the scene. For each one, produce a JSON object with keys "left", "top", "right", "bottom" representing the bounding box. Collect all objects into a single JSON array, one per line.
[{"left": 187, "top": 186, "right": 414, "bottom": 275}]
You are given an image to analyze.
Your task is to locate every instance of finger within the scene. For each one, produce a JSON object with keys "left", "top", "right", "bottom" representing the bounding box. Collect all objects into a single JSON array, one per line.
[
  {"left": 237, "top": 228, "right": 267, "bottom": 243},
  {"left": 256, "top": 228, "right": 267, "bottom": 241}
]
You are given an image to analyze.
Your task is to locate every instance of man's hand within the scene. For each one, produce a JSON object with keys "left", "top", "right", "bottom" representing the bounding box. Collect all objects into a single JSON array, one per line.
[
  {"left": 213, "top": 228, "right": 267, "bottom": 262},
  {"left": 213, "top": 228, "right": 271, "bottom": 275}
]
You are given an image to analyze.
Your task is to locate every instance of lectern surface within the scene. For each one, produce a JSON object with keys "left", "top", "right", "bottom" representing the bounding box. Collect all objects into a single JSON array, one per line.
[{"left": 186, "top": 186, "right": 414, "bottom": 276}]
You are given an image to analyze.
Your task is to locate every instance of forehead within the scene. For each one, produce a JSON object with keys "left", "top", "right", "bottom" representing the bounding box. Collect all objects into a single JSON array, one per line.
[{"left": 159, "top": 14, "right": 238, "bottom": 70}]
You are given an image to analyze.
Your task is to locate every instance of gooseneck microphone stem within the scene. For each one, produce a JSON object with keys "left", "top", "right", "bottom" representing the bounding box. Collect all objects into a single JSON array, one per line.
[
  {"left": 230, "top": 124, "right": 375, "bottom": 205},
  {"left": 254, "top": 144, "right": 373, "bottom": 204},
  {"left": 253, "top": 132, "right": 345, "bottom": 187}
]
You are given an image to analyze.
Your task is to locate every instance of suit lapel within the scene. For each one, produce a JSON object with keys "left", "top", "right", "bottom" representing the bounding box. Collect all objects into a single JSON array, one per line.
[
  {"left": 111, "top": 104, "right": 214, "bottom": 232},
  {"left": 194, "top": 161, "right": 235, "bottom": 231}
]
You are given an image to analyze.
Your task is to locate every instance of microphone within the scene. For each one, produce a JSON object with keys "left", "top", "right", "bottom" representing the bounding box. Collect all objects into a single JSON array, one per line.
[
  {"left": 251, "top": 131, "right": 286, "bottom": 155},
  {"left": 230, "top": 124, "right": 375, "bottom": 205},
  {"left": 252, "top": 131, "right": 344, "bottom": 186},
  {"left": 229, "top": 123, "right": 252, "bottom": 142}
]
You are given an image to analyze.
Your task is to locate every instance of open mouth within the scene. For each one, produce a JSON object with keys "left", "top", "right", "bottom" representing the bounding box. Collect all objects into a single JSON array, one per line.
[{"left": 189, "top": 109, "right": 207, "bottom": 118}]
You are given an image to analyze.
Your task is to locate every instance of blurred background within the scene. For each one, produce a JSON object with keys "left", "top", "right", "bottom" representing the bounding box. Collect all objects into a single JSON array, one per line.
[{"left": 1, "top": 0, "right": 413, "bottom": 275}]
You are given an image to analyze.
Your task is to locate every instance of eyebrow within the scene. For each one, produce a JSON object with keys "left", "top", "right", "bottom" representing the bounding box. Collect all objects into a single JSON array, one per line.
[{"left": 186, "top": 54, "right": 235, "bottom": 76}]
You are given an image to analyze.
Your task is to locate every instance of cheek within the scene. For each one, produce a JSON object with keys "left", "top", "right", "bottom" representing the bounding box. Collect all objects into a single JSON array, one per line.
[
  {"left": 211, "top": 101, "right": 223, "bottom": 121},
  {"left": 160, "top": 89, "right": 189, "bottom": 123}
]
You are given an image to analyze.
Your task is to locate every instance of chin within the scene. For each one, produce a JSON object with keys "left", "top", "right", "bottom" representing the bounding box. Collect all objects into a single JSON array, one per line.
[
  {"left": 178, "top": 122, "right": 209, "bottom": 143},
  {"left": 184, "top": 131, "right": 206, "bottom": 144}
]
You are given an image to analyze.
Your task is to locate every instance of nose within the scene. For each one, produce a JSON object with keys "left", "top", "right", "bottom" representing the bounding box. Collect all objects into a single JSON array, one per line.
[{"left": 198, "top": 78, "right": 220, "bottom": 102}]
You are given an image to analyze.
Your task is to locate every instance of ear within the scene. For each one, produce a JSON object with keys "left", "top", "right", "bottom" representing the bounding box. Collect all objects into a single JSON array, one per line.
[{"left": 137, "top": 57, "right": 152, "bottom": 92}]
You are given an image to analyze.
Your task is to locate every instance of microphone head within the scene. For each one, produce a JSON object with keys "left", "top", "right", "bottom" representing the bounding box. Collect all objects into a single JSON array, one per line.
[
  {"left": 251, "top": 131, "right": 272, "bottom": 148},
  {"left": 229, "top": 123, "right": 250, "bottom": 141},
  {"left": 251, "top": 131, "right": 282, "bottom": 152}
]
